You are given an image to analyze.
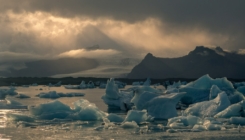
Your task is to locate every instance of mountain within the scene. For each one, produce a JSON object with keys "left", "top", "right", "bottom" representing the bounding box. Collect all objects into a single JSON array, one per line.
[
  {"left": 127, "top": 46, "right": 245, "bottom": 79},
  {"left": 0, "top": 57, "right": 99, "bottom": 77}
]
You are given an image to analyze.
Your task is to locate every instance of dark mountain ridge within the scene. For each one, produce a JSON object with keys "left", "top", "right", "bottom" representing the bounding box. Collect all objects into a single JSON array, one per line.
[{"left": 128, "top": 46, "right": 245, "bottom": 79}]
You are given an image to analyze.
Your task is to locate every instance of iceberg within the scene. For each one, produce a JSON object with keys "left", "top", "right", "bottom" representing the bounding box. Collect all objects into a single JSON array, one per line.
[
  {"left": 192, "top": 125, "right": 206, "bottom": 131},
  {"left": 215, "top": 100, "right": 245, "bottom": 118},
  {"left": 5, "top": 98, "right": 23, "bottom": 106},
  {"left": 168, "top": 115, "right": 200, "bottom": 127},
  {"left": 102, "top": 78, "right": 134, "bottom": 110},
  {"left": 179, "top": 74, "right": 235, "bottom": 104},
  {"left": 184, "top": 92, "right": 230, "bottom": 117},
  {"left": 107, "top": 113, "right": 124, "bottom": 123},
  {"left": 6, "top": 113, "right": 34, "bottom": 122},
  {"left": 183, "top": 74, "right": 234, "bottom": 90},
  {"left": 105, "top": 78, "right": 120, "bottom": 100},
  {"left": 145, "top": 92, "right": 186, "bottom": 119},
  {"left": 38, "top": 91, "right": 60, "bottom": 99},
  {"left": 26, "top": 99, "right": 107, "bottom": 121},
  {"left": 29, "top": 100, "right": 72, "bottom": 117},
  {"left": 48, "top": 81, "right": 62, "bottom": 87},
  {"left": 87, "top": 81, "right": 95, "bottom": 88},
  {"left": 67, "top": 99, "right": 107, "bottom": 121},
  {"left": 131, "top": 91, "right": 159, "bottom": 110},
  {"left": 124, "top": 110, "right": 148, "bottom": 124},
  {"left": 143, "top": 78, "right": 151, "bottom": 86},
  {"left": 237, "top": 86, "right": 245, "bottom": 95},
  {"left": 37, "top": 91, "right": 84, "bottom": 98},
  {"left": 229, "top": 117, "right": 245, "bottom": 125},
  {"left": 15, "top": 94, "right": 30, "bottom": 98},
  {"left": 121, "top": 121, "right": 139, "bottom": 129}
]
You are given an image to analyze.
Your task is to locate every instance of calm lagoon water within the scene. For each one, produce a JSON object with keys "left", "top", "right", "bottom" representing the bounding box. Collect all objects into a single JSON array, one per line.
[{"left": 0, "top": 86, "right": 245, "bottom": 140}]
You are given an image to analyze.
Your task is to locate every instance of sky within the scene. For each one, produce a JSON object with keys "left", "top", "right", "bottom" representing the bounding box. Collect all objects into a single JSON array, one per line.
[{"left": 0, "top": 0, "right": 245, "bottom": 73}]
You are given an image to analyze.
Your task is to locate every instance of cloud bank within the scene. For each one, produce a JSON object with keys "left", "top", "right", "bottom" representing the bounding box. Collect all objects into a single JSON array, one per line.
[{"left": 0, "top": 0, "right": 244, "bottom": 64}]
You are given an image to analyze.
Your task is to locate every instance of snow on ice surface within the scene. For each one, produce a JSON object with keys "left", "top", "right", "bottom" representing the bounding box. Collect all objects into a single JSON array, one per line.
[{"left": 184, "top": 92, "right": 230, "bottom": 117}]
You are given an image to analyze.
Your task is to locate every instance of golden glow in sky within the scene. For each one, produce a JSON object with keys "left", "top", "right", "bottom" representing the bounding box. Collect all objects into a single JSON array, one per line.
[{"left": 0, "top": 10, "right": 233, "bottom": 59}]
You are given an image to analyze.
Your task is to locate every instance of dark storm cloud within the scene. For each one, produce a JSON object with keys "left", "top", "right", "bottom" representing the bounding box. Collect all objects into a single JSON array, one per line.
[
  {"left": 2, "top": 0, "right": 244, "bottom": 30},
  {"left": 1, "top": 0, "right": 244, "bottom": 50}
]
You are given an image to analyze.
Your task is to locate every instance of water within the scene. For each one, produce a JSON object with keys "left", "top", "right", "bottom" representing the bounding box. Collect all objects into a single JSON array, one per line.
[{"left": 1, "top": 86, "right": 245, "bottom": 140}]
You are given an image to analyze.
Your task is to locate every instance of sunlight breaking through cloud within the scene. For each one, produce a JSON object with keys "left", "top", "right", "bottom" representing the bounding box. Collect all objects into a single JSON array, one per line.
[{"left": 0, "top": 11, "right": 234, "bottom": 59}]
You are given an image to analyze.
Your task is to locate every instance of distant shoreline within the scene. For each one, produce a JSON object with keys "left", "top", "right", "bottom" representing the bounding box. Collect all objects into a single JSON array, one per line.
[{"left": 0, "top": 77, "right": 244, "bottom": 87}]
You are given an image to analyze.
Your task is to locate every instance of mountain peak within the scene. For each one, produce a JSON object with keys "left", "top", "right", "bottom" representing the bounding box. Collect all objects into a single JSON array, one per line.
[
  {"left": 144, "top": 53, "right": 154, "bottom": 59},
  {"left": 189, "top": 46, "right": 221, "bottom": 56}
]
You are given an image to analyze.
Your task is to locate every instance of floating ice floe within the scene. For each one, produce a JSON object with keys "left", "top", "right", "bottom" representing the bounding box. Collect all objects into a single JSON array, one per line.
[
  {"left": 16, "top": 93, "right": 30, "bottom": 98},
  {"left": 17, "top": 99, "right": 108, "bottom": 121},
  {"left": 0, "top": 87, "right": 18, "bottom": 99},
  {"left": 48, "top": 81, "right": 62, "bottom": 87},
  {"left": 167, "top": 115, "right": 201, "bottom": 127},
  {"left": 184, "top": 92, "right": 230, "bottom": 117},
  {"left": 123, "top": 110, "right": 150, "bottom": 124},
  {"left": 121, "top": 121, "right": 139, "bottom": 129},
  {"left": 107, "top": 113, "right": 124, "bottom": 123},
  {"left": 0, "top": 98, "right": 27, "bottom": 109},
  {"left": 37, "top": 91, "right": 85, "bottom": 98}
]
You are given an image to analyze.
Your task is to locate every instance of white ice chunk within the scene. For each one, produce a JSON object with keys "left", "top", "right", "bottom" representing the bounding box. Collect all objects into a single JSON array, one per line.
[
  {"left": 145, "top": 92, "right": 186, "bottom": 119},
  {"left": 214, "top": 102, "right": 243, "bottom": 118},
  {"left": 184, "top": 92, "right": 230, "bottom": 117},
  {"left": 29, "top": 100, "right": 72, "bottom": 116},
  {"left": 67, "top": 99, "right": 107, "bottom": 121},
  {"left": 15, "top": 94, "right": 30, "bottom": 98},
  {"left": 121, "top": 121, "right": 139, "bottom": 129},
  {"left": 168, "top": 115, "right": 200, "bottom": 126},
  {"left": 6, "top": 113, "right": 34, "bottom": 122},
  {"left": 39, "top": 91, "right": 60, "bottom": 98},
  {"left": 230, "top": 117, "right": 245, "bottom": 125},
  {"left": 107, "top": 113, "right": 124, "bottom": 123},
  {"left": 124, "top": 110, "right": 148, "bottom": 124},
  {"left": 192, "top": 125, "right": 206, "bottom": 131},
  {"left": 132, "top": 91, "right": 159, "bottom": 110},
  {"left": 105, "top": 78, "right": 119, "bottom": 99},
  {"left": 5, "top": 98, "right": 23, "bottom": 105}
]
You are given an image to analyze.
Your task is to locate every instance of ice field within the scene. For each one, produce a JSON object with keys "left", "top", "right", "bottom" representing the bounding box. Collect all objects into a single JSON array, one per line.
[{"left": 1, "top": 75, "right": 245, "bottom": 140}]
